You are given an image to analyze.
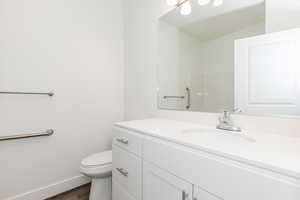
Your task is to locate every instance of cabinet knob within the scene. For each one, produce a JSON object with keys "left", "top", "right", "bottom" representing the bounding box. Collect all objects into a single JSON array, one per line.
[{"left": 116, "top": 138, "right": 129, "bottom": 145}]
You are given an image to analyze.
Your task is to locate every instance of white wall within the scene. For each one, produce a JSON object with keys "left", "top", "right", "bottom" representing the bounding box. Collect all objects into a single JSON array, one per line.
[
  {"left": 266, "top": 0, "right": 300, "bottom": 33},
  {"left": 124, "top": 0, "right": 169, "bottom": 120},
  {"left": 0, "top": 0, "right": 124, "bottom": 199}
]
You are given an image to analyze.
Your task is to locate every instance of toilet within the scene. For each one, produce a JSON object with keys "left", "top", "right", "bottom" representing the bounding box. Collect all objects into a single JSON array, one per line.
[{"left": 80, "top": 150, "right": 112, "bottom": 200}]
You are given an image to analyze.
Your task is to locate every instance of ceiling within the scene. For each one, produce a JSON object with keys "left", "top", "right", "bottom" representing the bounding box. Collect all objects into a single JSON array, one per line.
[{"left": 160, "top": 0, "right": 265, "bottom": 41}]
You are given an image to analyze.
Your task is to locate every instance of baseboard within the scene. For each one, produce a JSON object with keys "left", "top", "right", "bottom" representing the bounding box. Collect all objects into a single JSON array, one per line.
[{"left": 6, "top": 175, "right": 91, "bottom": 200}]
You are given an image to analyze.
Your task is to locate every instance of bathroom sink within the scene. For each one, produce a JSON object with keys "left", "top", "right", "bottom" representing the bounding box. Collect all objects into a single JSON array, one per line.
[{"left": 181, "top": 128, "right": 256, "bottom": 144}]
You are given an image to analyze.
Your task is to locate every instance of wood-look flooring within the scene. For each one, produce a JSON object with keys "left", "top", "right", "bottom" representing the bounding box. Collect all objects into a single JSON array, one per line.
[{"left": 46, "top": 184, "right": 90, "bottom": 200}]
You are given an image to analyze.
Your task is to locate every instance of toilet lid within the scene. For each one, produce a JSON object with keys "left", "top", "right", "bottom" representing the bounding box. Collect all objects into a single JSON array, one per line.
[{"left": 81, "top": 150, "right": 112, "bottom": 167}]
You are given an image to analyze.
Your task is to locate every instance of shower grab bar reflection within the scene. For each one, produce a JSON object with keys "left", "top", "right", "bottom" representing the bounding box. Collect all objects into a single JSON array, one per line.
[
  {"left": 186, "top": 87, "right": 191, "bottom": 110},
  {"left": 0, "top": 91, "right": 54, "bottom": 96},
  {"left": 0, "top": 129, "right": 54, "bottom": 141},
  {"left": 163, "top": 96, "right": 185, "bottom": 99}
]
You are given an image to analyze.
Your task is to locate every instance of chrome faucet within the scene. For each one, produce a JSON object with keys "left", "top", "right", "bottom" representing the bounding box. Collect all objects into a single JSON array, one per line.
[{"left": 216, "top": 110, "right": 241, "bottom": 132}]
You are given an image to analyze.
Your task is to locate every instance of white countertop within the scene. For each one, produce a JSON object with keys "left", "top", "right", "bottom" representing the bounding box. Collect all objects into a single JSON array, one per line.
[{"left": 115, "top": 118, "right": 300, "bottom": 180}]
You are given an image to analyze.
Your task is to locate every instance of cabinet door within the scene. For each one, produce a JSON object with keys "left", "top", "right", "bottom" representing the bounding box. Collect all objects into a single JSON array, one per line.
[
  {"left": 143, "top": 161, "right": 193, "bottom": 200},
  {"left": 112, "top": 145, "right": 142, "bottom": 199},
  {"left": 193, "top": 186, "right": 221, "bottom": 200},
  {"left": 112, "top": 179, "right": 136, "bottom": 200},
  {"left": 235, "top": 29, "right": 300, "bottom": 115}
]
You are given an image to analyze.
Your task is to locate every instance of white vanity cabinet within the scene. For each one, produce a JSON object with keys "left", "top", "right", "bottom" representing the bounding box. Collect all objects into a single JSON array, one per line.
[
  {"left": 193, "top": 187, "right": 221, "bottom": 200},
  {"left": 143, "top": 161, "right": 193, "bottom": 200},
  {"left": 112, "top": 128, "right": 142, "bottom": 200},
  {"left": 143, "top": 161, "right": 220, "bottom": 200},
  {"left": 112, "top": 126, "right": 300, "bottom": 200}
]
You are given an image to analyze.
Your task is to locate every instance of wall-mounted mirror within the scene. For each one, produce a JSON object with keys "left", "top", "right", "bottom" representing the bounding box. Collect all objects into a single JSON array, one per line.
[
  {"left": 157, "top": 0, "right": 300, "bottom": 116},
  {"left": 157, "top": 0, "right": 265, "bottom": 112}
]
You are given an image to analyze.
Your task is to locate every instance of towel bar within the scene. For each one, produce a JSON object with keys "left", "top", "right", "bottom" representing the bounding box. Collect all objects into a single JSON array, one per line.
[
  {"left": 0, "top": 129, "right": 54, "bottom": 141},
  {"left": 163, "top": 96, "right": 185, "bottom": 99},
  {"left": 0, "top": 91, "right": 54, "bottom": 96}
]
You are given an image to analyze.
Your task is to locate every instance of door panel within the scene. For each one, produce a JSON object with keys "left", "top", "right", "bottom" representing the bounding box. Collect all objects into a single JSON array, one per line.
[
  {"left": 143, "top": 161, "right": 193, "bottom": 200},
  {"left": 235, "top": 29, "right": 300, "bottom": 115},
  {"left": 194, "top": 186, "right": 221, "bottom": 200},
  {"left": 112, "top": 179, "right": 136, "bottom": 200},
  {"left": 112, "top": 145, "right": 142, "bottom": 199}
]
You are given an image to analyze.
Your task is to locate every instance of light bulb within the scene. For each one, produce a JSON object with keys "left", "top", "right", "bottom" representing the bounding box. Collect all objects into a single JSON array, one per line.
[
  {"left": 198, "top": 0, "right": 211, "bottom": 6},
  {"left": 180, "top": 1, "right": 192, "bottom": 15},
  {"left": 213, "top": 0, "right": 223, "bottom": 6},
  {"left": 166, "top": 0, "right": 178, "bottom": 6}
]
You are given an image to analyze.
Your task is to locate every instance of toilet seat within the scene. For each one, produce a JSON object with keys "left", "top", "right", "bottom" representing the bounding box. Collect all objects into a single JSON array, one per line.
[
  {"left": 81, "top": 151, "right": 112, "bottom": 167},
  {"left": 80, "top": 150, "right": 112, "bottom": 178}
]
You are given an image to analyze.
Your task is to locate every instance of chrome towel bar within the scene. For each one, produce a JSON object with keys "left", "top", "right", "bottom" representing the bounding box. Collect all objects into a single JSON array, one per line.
[
  {"left": 163, "top": 96, "right": 185, "bottom": 99},
  {"left": 0, "top": 129, "right": 54, "bottom": 141},
  {"left": 0, "top": 91, "right": 54, "bottom": 96}
]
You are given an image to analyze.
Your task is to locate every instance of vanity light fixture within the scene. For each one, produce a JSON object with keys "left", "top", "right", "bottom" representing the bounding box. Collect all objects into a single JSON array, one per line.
[
  {"left": 180, "top": 1, "right": 192, "bottom": 15},
  {"left": 166, "top": 0, "right": 178, "bottom": 6},
  {"left": 166, "top": 0, "right": 223, "bottom": 16},
  {"left": 213, "top": 0, "right": 223, "bottom": 6},
  {"left": 198, "top": 0, "right": 211, "bottom": 6}
]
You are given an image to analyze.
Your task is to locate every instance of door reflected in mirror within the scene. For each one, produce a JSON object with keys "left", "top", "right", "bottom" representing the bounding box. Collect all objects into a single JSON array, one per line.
[{"left": 158, "top": 0, "right": 278, "bottom": 114}]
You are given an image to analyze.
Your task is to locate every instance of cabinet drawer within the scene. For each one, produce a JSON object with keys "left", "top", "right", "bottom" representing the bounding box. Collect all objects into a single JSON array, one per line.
[
  {"left": 143, "top": 136, "right": 300, "bottom": 200},
  {"left": 112, "top": 145, "right": 142, "bottom": 199},
  {"left": 112, "top": 179, "right": 137, "bottom": 200},
  {"left": 113, "top": 127, "right": 142, "bottom": 156}
]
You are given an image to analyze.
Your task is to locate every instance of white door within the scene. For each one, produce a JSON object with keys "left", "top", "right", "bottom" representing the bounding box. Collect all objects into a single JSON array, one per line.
[
  {"left": 143, "top": 161, "right": 193, "bottom": 200},
  {"left": 193, "top": 186, "right": 221, "bottom": 200},
  {"left": 235, "top": 29, "right": 300, "bottom": 115}
]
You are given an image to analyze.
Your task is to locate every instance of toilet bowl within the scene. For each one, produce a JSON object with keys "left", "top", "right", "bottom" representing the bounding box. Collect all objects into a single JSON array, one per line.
[{"left": 80, "top": 150, "right": 112, "bottom": 200}]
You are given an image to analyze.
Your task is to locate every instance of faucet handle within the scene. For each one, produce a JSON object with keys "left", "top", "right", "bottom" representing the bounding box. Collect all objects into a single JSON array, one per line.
[
  {"left": 219, "top": 109, "right": 242, "bottom": 115},
  {"left": 217, "top": 109, "right": 242, "bottom": 132},
  {"left": 233, "top": 108, "right": 242, "bottom": 113},
  {"left": 221, "top": 110, "right": 231, "bottom": 118},
  {"left": 218, "top": 110, "right": 231, "bottom": 124}
]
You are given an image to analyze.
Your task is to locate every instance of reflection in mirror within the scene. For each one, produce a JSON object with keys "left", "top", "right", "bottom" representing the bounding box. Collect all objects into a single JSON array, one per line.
[{"left": 157, "top": 0, "right": 265, "bottom": 112}]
